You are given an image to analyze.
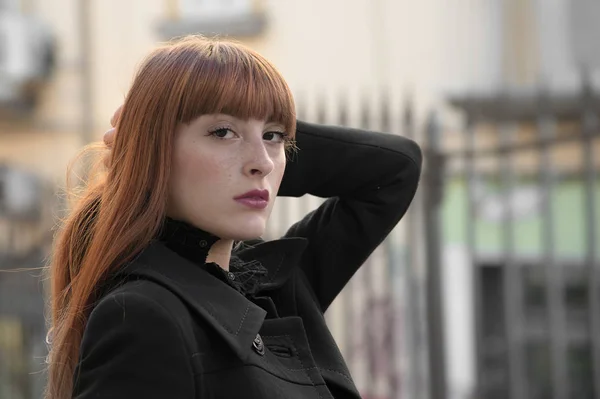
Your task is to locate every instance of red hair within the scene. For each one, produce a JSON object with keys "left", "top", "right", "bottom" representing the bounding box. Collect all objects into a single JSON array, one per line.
[{"left": 46, "top": 36, "right": 296, "bottom": 399}]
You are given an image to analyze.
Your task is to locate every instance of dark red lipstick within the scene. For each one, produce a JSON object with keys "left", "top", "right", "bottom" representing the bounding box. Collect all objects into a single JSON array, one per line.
[{"left": 234, "top": 189, "right": 269, "bottom": 209}]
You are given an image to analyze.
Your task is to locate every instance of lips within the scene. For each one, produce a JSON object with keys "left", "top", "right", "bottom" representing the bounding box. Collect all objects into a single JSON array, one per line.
[
  {"left": 235, "top": 189, "right": 269, "bottom": 201},
  {"left": 234, "top": 189, "right": 270, "bottom": 209}
]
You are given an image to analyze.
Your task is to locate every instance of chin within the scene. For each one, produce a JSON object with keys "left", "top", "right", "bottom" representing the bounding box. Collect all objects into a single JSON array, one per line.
[{"left": 225, "top": 217, "right": 267, "bottom": 241}]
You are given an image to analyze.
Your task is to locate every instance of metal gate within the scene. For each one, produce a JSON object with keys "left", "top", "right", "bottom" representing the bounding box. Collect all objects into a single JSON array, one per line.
[
  {"left": 0, "top": 165, "right": 56, "bottom": 399},
  {"left": 1, "top": 81, "right": 598, "bottom": 399},
  {"left": 270, "top": 92, "right": 430, "bottom": 399},
  {"left": 424, "top": 77, "right": 600, "bottom": 399}
]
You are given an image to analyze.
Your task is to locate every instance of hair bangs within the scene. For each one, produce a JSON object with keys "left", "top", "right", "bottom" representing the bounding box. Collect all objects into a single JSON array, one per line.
[{"left": 177, "top": 41, "right": 296, "bottom": 137}]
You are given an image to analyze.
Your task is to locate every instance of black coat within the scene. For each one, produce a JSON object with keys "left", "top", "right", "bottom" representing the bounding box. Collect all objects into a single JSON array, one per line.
[{"left": 72, "top": 121, "right": 422, "bottom": 399}]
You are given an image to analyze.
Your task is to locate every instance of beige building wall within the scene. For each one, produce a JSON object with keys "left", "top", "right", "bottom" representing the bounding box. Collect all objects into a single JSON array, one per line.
[
  {"left": 0, "top": 2, "right": 539, "bottom": 398},
  {"left": 1, "top": 0, "right": 508, "bottom": 184}
]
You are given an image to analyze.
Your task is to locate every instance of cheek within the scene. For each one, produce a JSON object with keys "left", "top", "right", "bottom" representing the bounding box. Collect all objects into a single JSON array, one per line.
[
  {"left": 173, "top": 144, "right": 227, "bottom": 185},
  {"left": 169, "top": 149, "right": 233, "bottom": 218}
]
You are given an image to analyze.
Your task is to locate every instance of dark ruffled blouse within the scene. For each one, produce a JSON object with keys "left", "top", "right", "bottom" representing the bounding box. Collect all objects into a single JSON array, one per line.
[{"left": 158, "top": 218, "right": 269, "bottom": 297}]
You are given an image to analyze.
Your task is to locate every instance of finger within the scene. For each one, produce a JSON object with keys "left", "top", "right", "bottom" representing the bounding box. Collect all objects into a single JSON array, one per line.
[
  {"left": 103, "top": 127, "right": 116, "bottom": 147},
  {"left": 110, "top": 104, "right": 124, "bottom": 127}
]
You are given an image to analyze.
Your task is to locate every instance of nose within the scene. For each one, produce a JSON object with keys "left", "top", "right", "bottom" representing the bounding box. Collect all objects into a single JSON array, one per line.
[{"left": 243, "top": 140, "right": 274, "bottom": 178}]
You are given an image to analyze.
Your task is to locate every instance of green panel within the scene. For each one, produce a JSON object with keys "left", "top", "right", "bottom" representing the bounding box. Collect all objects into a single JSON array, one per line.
[
  {"left": 442, "top": 179, "right": 600, "bottom": 259},
  {"left": 442, "top": 180, "right": 467, "bottom": 244}
]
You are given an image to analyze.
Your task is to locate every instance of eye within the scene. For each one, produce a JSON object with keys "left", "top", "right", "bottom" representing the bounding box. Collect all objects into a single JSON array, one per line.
[
  {"left": 263, "top": 131, "right": 288, "bottom": 143},
  {"left": 208, "top": 127, "right": 237, "bottom": 139}
]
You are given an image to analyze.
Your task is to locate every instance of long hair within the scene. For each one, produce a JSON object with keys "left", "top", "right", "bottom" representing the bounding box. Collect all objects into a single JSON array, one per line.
[{"left": 46, "top": 36, "right": 296, "bottom": 399}]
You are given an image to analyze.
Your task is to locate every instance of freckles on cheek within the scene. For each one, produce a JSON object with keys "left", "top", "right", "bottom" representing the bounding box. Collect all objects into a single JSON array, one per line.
[{"left": 184, "top": 153, "right": 232, "bottom": 187}]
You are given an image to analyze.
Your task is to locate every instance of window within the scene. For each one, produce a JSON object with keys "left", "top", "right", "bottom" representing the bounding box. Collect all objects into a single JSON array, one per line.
[
  {"left": 159, "top": 0, "right": 265, "bottom": 39},
  {"left": 180, "top": 0, "right": 252, "bottom": 18},
  {"left": 477, "top": 260, "right": 596, "bottom": 399}
]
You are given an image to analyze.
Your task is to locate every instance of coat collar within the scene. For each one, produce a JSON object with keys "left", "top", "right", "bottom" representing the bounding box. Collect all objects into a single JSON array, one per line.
[
  {"left": 118, "top": 237, "right": 308, "bottom": 361},
  {"left": 158, "top": 217, "right": 220, "bottom": 265}
]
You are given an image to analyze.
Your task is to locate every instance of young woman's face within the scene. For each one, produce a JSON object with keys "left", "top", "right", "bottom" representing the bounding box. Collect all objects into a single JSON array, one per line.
[{"left": 167, "top": 114, "right": 287, "bottom": 240}]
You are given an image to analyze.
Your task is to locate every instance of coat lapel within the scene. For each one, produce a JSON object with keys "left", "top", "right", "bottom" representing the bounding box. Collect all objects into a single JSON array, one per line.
[
  {"left": 119, "top": 238, "right": 308, "bottom": 362},
  {"left": 121, "top": 240, "right": 266, "bottom": 362}
]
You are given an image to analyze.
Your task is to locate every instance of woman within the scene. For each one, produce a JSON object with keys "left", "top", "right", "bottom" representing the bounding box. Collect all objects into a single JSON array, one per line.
[{"left": 46, "top": 36, "right": 422, "bottom": 399}]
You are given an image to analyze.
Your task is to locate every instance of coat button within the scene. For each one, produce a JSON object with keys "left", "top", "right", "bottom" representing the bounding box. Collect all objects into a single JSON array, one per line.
[
  {"left": 252, "top": 334, "right": 265, "bottom": 356},
  {"left": 199, "top": 240, "right": 208, "bottom": 248},
  {"left": 227, "top": 272, "right": 236, "bottom": 281}
]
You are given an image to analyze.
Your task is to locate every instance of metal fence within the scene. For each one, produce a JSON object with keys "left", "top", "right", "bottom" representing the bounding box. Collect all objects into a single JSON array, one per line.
[
  {"left": 0, "top": 165, "right": 56, "bottom": 399},
  {"left": 268, "top": 92, "right": 430, "bottom": 399},
  {"left": 423, "top": 77, "right": 600, "bottom": 399},
  {"left": 287, "top": 80, "right": 599, "bottom": 399},
  {"left": 1, "top": 81, "right": 598, "bottom": 399}
]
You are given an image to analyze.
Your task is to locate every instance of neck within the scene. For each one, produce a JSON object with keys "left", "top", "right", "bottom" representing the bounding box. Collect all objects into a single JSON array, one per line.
[{"left": 206, "top": 239, "right": 234, "bottom": 271}]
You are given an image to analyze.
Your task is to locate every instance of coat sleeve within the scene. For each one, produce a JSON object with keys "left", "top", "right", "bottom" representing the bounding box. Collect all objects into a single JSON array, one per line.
[
  {"left": 279, "top": 121, "right": 422, "bottom": 312},
  {"left": 73, "top": 290, "right": 196, "bottom": 398}
]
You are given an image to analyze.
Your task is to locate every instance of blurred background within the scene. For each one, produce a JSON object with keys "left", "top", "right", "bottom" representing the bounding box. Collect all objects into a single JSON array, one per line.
[{"left": 0, "top": 0, "right": 599, "bottom": 398}]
